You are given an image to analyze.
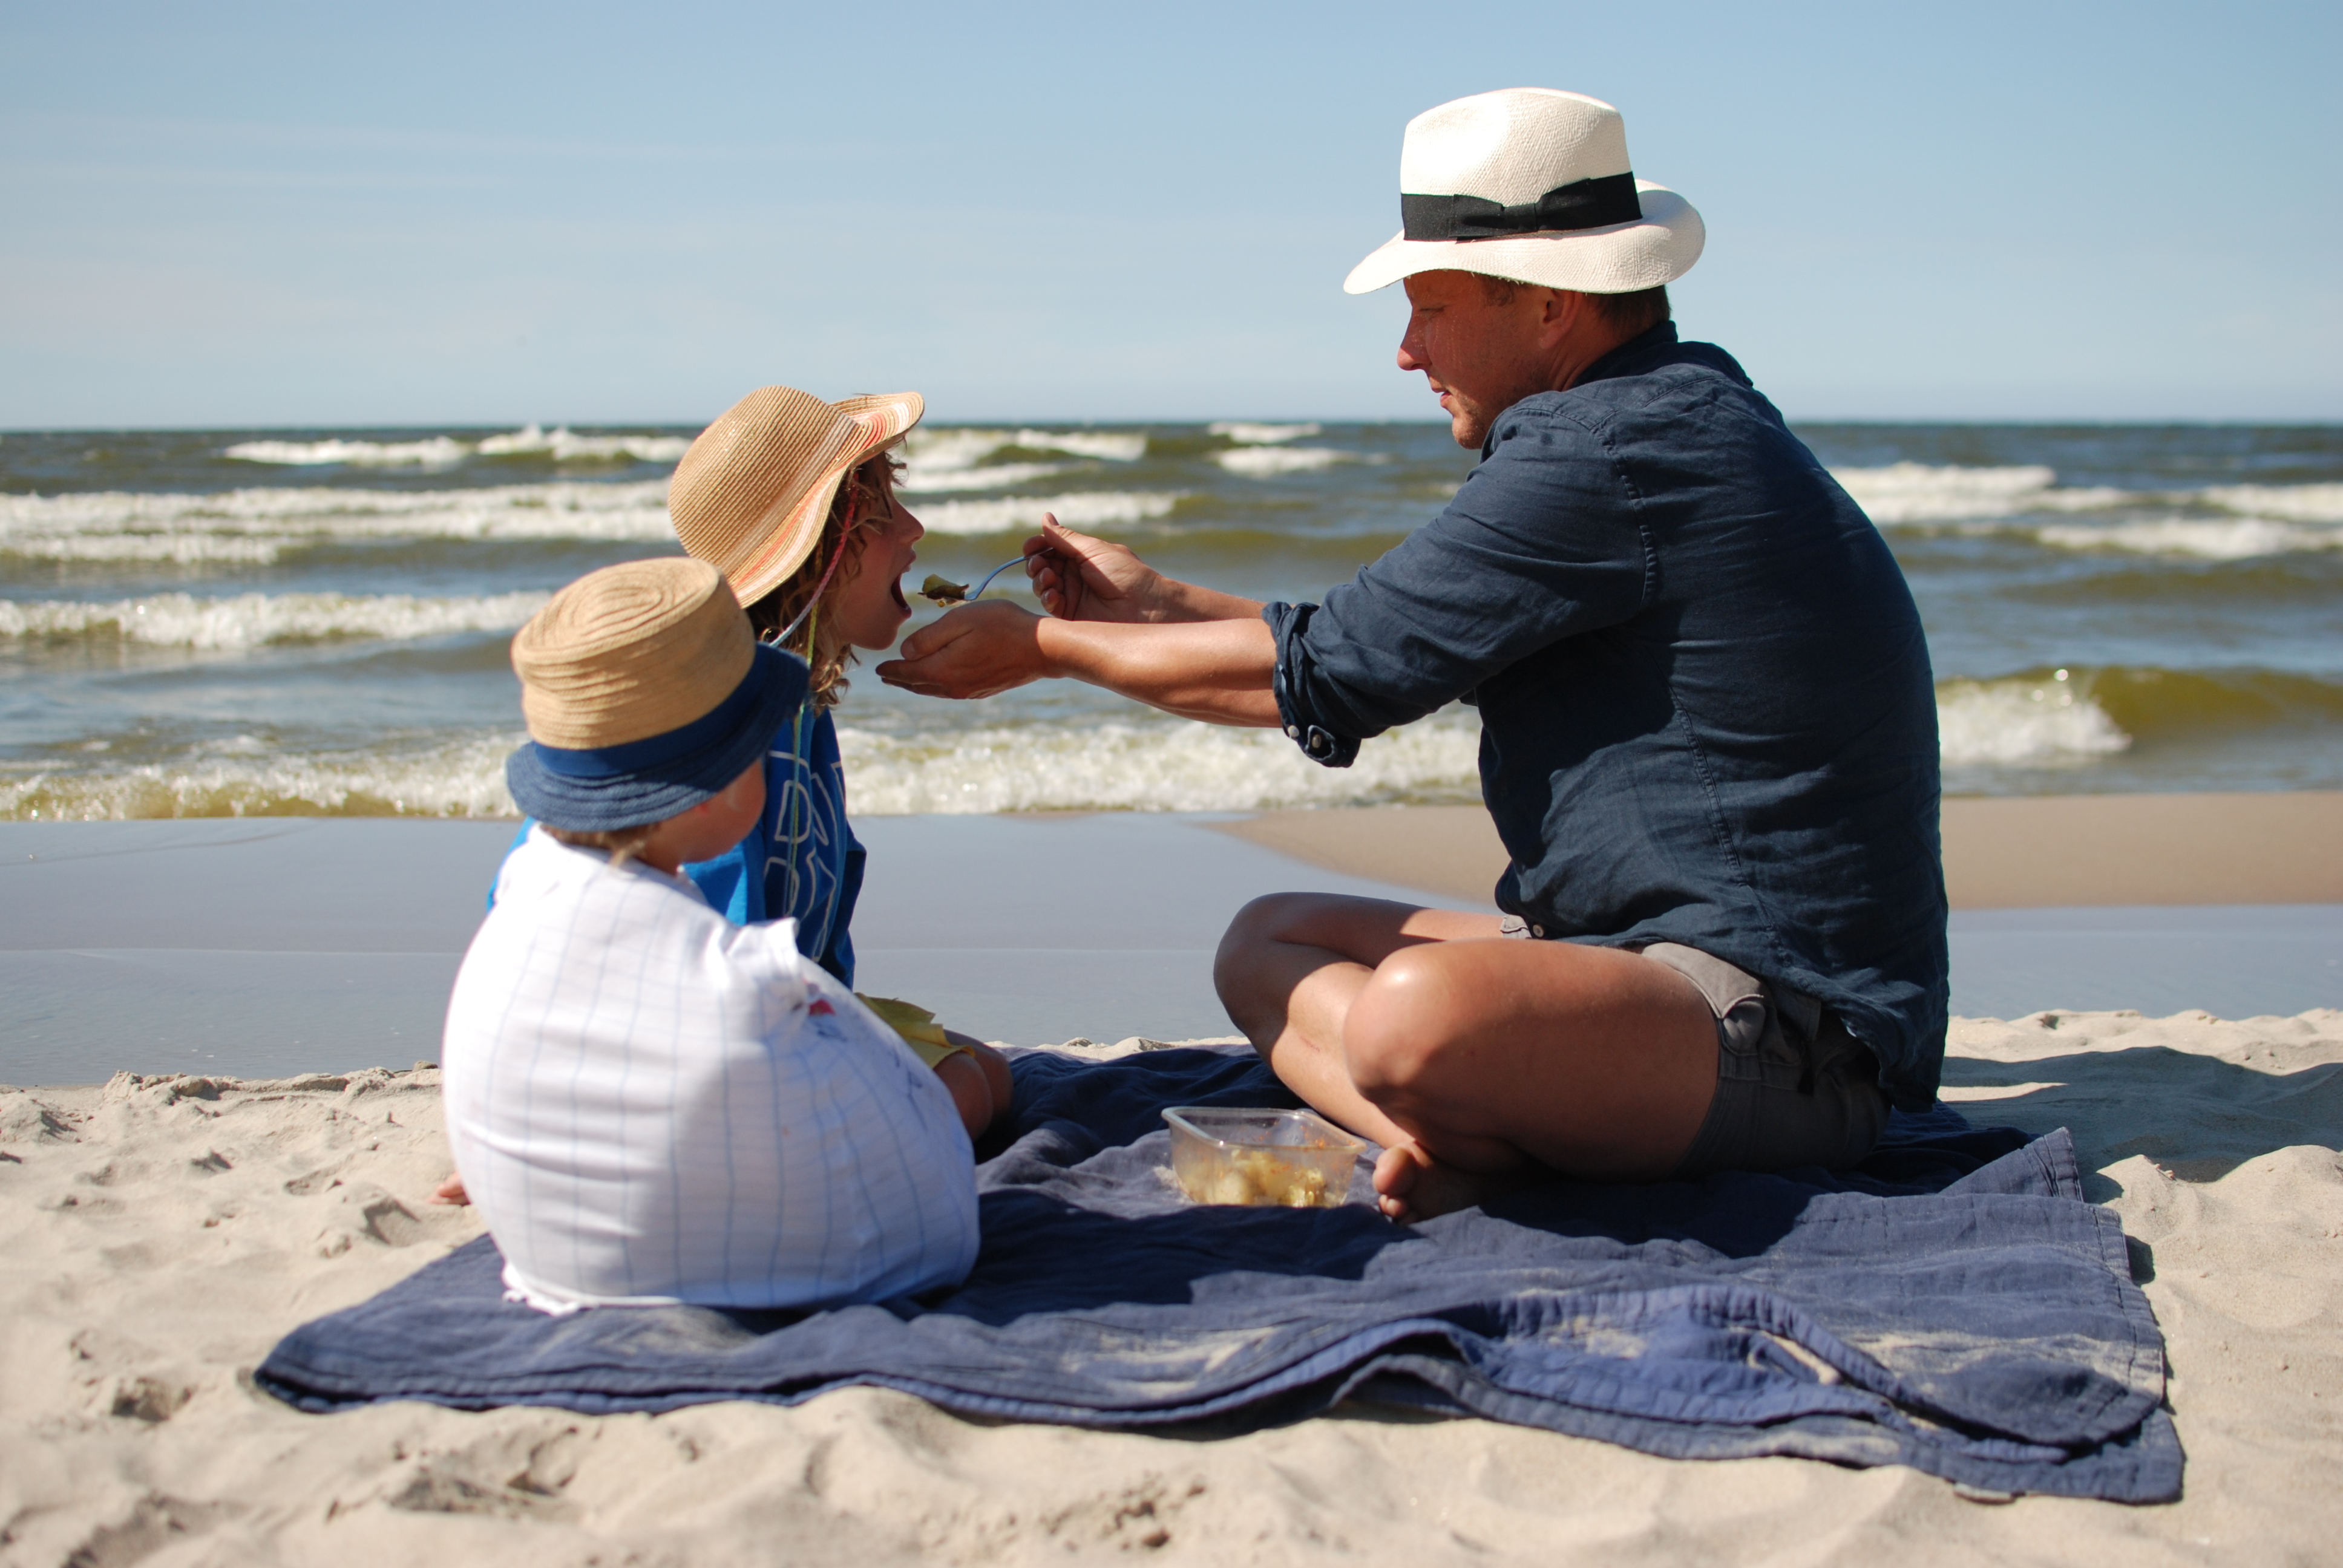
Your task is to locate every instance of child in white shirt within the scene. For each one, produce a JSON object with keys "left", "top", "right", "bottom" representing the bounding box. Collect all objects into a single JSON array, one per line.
[{"left": 442, "top": 557, "right": 980, "bottom": 1313}]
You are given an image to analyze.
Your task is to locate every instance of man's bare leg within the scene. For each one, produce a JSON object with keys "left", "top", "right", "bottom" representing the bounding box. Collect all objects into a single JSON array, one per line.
[{"left": 1216, "top": 893, "right": 1718, "bottom": 1221}]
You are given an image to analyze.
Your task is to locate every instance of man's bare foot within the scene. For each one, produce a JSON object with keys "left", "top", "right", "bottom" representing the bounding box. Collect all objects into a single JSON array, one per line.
[
  {"left": 1374, "top": 1143, "right": 1505, "bottom": 1223},
  {"left": 431, "top": 1173, "right": 470, "bottom": 1206}
]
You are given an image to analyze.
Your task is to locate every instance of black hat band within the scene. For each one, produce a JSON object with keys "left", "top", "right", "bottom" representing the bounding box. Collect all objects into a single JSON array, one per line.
[{"left": 1401, "top": 171, "right": 1643, "bottom": 243}]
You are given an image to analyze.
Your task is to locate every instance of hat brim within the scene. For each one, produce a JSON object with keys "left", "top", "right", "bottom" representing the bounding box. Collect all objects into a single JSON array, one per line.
[
  {"left": 505, "top": 642, "right": 809, "bottom": 832},
  {"left": 726, "top": 392, "right": 924, "bottom": 610},
  {"left": 1342, "top": 183, "right": 1703, "bottom": 296}
]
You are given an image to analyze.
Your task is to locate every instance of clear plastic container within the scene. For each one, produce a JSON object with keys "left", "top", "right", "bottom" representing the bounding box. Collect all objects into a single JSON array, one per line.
[{"left": 1161, "top": 1106, "right": 1366, "bottom": 1209}]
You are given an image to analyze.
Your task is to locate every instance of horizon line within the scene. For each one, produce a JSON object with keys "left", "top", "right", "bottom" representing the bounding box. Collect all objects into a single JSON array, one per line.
[{"left": 7, "top": 416, "right": 2343, "bottom": 436}]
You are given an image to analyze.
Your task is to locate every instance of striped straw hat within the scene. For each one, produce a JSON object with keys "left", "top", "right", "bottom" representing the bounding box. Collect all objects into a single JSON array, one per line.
[
  {"left": 503, "top": 558, "right": 806, "bottom": 831},
  {"left": 668, "top": 386, "right": 924, "bottom": 610}
]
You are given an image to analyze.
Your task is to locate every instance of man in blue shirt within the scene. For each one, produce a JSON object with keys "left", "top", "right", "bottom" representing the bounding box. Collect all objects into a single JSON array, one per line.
[{"left": 879, "top": 90, "right": 1947, "bottom": 1219}]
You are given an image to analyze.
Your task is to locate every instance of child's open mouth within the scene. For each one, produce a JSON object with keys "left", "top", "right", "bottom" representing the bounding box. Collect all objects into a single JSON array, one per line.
[{"left": 888, "top": 575, "right": 909, "bottom": 612}]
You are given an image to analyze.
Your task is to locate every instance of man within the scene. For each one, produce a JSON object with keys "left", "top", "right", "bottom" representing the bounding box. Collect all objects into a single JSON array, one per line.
[{"left": 879, "top": 88, "right": 1948, "bottom": 1220}]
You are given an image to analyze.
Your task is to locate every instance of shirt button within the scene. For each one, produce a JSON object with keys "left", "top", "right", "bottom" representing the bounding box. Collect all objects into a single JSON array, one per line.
[
  {"left": 1285, "top": 725, "right": 1299, "bottom": 739},
  {"left": 1531, "top": 924, "right": 1545, "bottom": 938}
]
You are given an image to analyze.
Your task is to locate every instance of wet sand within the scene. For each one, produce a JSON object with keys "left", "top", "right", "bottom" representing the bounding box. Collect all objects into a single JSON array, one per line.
[{"left": 1214, "top": 792, "right": 2343, "bottom": 909}]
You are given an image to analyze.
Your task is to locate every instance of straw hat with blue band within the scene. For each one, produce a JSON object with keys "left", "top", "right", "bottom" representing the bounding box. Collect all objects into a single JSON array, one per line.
[
  {"left": 504, "top": 558, "right": 807, "bottom": 832},
  {"left": 1342, "top": 88, "right": 1704, "bottom": 296}
]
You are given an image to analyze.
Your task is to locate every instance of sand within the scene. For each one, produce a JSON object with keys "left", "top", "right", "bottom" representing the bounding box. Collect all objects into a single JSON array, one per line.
[
  {"left": 5, "top": 1010, "right": 2341, "bottom": 1566},
  {"left": 1217, "top": 793, "right": 2343, "bottom": 909}
]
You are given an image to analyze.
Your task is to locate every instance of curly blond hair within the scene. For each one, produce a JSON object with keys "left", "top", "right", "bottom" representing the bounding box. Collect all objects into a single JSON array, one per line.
[{"left": 742, "top": 452, "right": 902, "bottom": 709}]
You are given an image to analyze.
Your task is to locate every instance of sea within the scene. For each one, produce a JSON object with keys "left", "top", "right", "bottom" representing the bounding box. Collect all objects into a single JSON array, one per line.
[{"left": 2, "top": 420, "right": 2339, "bottom": 822}]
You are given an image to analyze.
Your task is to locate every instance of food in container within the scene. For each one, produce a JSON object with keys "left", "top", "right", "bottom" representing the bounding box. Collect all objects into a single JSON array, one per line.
[{"left": 1161, "top": 1106, "right": 1365, "bottom": 1209}]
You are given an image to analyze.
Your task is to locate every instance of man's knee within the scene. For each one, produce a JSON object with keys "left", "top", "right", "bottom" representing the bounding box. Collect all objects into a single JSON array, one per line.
[
  {"left": 1213, "top": 892, "right": 1321, "bottom": 999},
  {"left": 1342, "top": 947, "right": 1458, "bottom": 1105}
]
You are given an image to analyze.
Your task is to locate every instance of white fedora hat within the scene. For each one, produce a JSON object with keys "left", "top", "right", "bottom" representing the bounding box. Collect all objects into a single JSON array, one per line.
[{"left": 1343, "top": 88, "right": 1704, "bottom": 296}]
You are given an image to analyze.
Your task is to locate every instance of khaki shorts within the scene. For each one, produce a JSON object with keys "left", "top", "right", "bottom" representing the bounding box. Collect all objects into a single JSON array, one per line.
[{"left": 1500, "top": 921, "right": 1890, "bottom": 1178}]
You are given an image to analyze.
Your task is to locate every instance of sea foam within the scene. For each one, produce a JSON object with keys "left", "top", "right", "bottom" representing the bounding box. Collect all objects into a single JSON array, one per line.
[
  {"left": 1935, "top": 676, "right": 2131, "bottom": 768},
  {"left": 1826, "top": 463, "right": 2129, "bottom": 523},
  {"left": 0, "top": 734, "right": 523, "bottom": 822},
  {"left": 0, "top": 591, "right": 548, "bottom": 651},
  {"left": 1214, "top": 447, "right": 1353, "bottom": 477},
  {"left": 2202, "top": 483, "right": 2343, "bottom": 524},
  {"left": 223, "top": 426, "right": 689, "bottom": 468},
  {"left": 840, "top": 713, "right": 1484, "bottom": 814},
  {"left": 222, "top": 436, "right": 471, "bottom": 468},
  {"left": 915, "top": 491, "right": 1181, "bottom": 537},
  {"left": 1208, "top": 422, "right": 1321, "bottom": 445},
  {"left": 2034, "top": 516, "right": 2342, "bottom": 560},
  {"left": 474, "top": 425, "right": 691, "bottom": 463},
  {"left": 0, "top": 482, "right": 676, "bottom": 564},
  {"left": 898, "top": 428, "right": 1145, "bottom": 494},
  {"left": 2, "top": 671, "right": 2145, "bottom": 823}
]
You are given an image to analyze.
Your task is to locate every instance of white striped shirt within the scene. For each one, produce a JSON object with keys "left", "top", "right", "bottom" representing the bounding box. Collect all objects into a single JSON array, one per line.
[{"left": 442, "top": 828, "right": 978, "bottom": 1314}]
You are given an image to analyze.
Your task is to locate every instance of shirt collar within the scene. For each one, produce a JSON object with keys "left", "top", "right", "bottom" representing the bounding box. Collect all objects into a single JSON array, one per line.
[
  {"left": 1575, "top": 320, "right": 1680, "bottom": 388},
  {"left": 1481, "top": 322, "right": 1686, "bottom": 459}
]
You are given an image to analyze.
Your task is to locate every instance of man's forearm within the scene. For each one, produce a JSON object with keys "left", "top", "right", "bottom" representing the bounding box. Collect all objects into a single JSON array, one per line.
[
  {"left": 1152, "top": 581, "right": 1267, "bottom": 624},
  {"left": 1035, "top": 616, "right": 1283, "bottom": 727}
]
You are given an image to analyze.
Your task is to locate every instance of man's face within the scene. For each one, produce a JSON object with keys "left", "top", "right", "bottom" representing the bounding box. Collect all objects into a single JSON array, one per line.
[{"left": 1397, "top": 270, "right": 1567, "bottom": 449}]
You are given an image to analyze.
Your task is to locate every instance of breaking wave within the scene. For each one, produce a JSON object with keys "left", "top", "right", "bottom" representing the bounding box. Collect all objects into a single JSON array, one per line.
[
  {"left": 1208, "top": 422, "right": 1321, "bottom": 445},
  {"left": 223, "top": 425, "right": 691, "bottom": 468},
  {"left": 1833, "top": 464, "right": 2343, "bottom": 558},
  {"left": 1935, "top": 674, "right": 2131, "bottom": 768},
  {"left": 0, "top": 482, "right": 675, "bottom": 564},
  {"left": 1215, "top": 446, "right": 1355, "bottom": 477},
  {"left": 0, "top": 734, "right": 523, "bottom": 821},
  {"left": 897, "top": 428, "right": 1146, "bottom": 494},
  {"left": 2033, "top": 517, "right": 2343, "bottom": 560},
  {"left": 12, "top": 662, "right": 2343, "bottom": 820},
  {"left": 841, "top": 713, "right": 1484, "bottom": 814},
  {"left": 915, "top": 491, "right": 1181, "bottom": 537},
  {"left": 0, "top": 590, "right": 546, "bottom": 651},
  {"left": 2201, "top": 483, "right": 2343, "bottom": 523},
  {"left": 1829, "top": 463, "right": 2125, "bottom": 523}
]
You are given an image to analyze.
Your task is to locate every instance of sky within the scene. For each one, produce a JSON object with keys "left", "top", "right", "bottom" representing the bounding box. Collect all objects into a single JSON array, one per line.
[{"left": 2, "top": 1, "right": 2338, "bottom": 428}]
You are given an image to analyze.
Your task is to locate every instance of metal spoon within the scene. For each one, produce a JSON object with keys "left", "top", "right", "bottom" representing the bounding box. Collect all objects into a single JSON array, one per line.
[{"left": 919, "top": 557, "right": 1025, "bottom": 606}]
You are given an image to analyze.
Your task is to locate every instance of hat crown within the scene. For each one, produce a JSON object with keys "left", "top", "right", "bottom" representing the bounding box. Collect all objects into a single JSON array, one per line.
[
  {"left": 667, "top": 385, "right": 922, "bottom": 609},
  {"left": 511, "top": 557, "right": 753, "bottom": 750},
  {"left": 1400, "top": 88, "right": 1630, "bottom": 207}
]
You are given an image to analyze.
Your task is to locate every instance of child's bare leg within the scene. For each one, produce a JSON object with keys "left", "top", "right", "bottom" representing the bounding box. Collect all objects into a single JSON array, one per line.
[
  {"left": 935, "top": 1034, "right": 1015, "bottom": 1138},
  {"left": 949, "top": 1033, "right": 1015, "bottom": 1125}
]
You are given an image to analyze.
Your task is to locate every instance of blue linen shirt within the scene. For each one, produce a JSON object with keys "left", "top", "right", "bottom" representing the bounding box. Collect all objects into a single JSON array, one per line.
[{"left": 1265, "top": 324, "right": 1949, "bottom": 1110}]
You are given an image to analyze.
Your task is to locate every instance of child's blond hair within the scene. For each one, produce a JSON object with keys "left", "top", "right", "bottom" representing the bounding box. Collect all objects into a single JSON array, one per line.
[{"left": 742, "top": 452, "right": 903, "bottom": 709}]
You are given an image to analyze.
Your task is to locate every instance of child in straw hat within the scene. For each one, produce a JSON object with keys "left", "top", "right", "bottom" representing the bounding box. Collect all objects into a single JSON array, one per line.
[
  {"left": 442, "top": 557, "right": 981, "bottom": 1313},
  {"left": 660, "top": 386, "right": 1012, "bottom": 1103}
]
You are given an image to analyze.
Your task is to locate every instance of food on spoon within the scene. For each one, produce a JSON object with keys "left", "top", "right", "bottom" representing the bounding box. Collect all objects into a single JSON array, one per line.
[{"left": 920, "top": 573, "right": 970, "bottom": 604}]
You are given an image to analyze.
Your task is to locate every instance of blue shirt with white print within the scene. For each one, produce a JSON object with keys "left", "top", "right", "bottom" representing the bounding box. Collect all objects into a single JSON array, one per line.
[
  {"left": 681, "top": 702, "right": 864, "bottom": 986},
  {"left": 496, "top": 701, "right": 865, "bottom": 987}
]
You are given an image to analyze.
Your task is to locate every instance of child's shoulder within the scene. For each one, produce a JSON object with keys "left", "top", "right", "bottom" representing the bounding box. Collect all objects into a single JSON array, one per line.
[{"left": 496, "top": 829, "right": 717, "bottom": 925}]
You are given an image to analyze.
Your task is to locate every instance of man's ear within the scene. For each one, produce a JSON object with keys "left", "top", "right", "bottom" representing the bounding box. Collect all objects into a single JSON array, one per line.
[{"left": 1536, "top": 287, "right": 1586, "bottom": 348}]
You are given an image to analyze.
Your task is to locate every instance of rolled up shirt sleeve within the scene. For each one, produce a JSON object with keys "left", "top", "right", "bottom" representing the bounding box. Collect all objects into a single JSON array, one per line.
[{"left": 1266, "top": 408, "right": 1653, "bottom": 767}]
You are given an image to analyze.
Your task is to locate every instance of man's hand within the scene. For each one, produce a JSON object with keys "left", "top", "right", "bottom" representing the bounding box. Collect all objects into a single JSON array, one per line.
[
  {"left": 876, "top": 601, "right": 1052, "bottom": 700},
  {"left": 1021, "top": 516, "right": 1165, "bottom": 621},
  {"left": 1023, "top": 515, "right": 1263, "bottom": 624},
  {"left": 883, "top": 601, "right": 1283, "bottom": 727}
]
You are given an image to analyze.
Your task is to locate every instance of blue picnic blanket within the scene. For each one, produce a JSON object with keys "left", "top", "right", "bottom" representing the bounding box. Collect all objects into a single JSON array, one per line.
[{"left": 257, "top": 1046, "right": 2179, "bottom": 1502}]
